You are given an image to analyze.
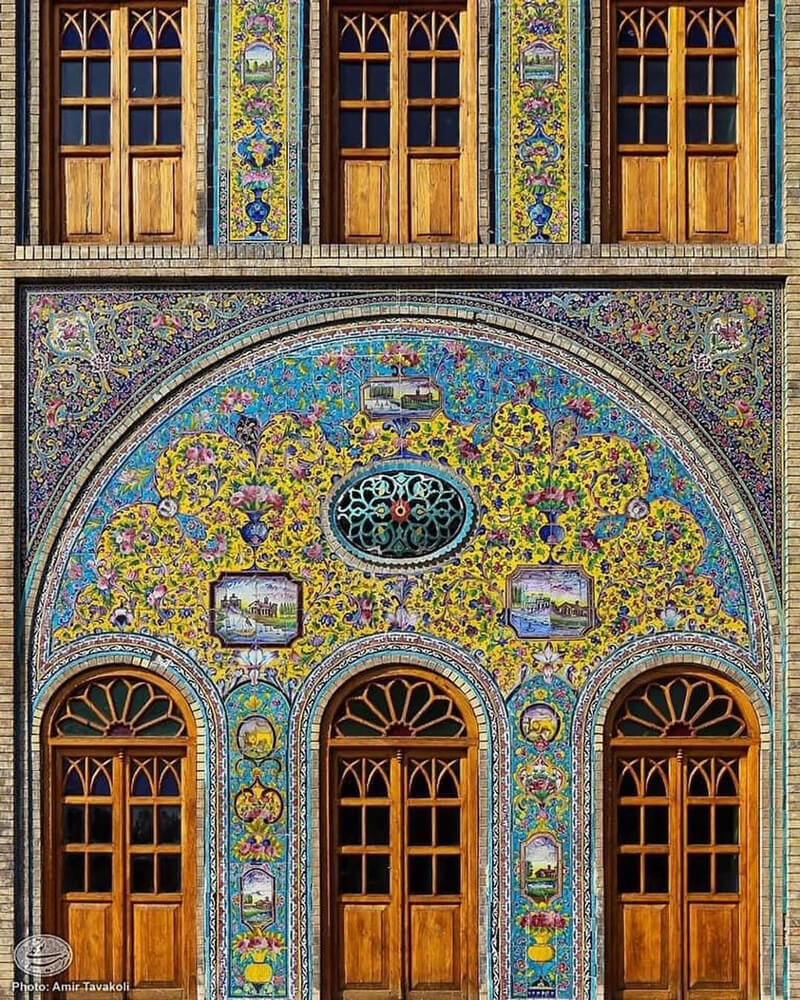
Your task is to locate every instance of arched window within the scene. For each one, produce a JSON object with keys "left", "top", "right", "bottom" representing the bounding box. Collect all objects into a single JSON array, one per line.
[
  {"left": 321, "top": 669, "right": 478, "bottom": 1000},
  {"left": 44, "top": 669, "right": 196, "bottom": 999},
  {"left": 605, "top": 670, "right": 759, "bottom": 1000}
]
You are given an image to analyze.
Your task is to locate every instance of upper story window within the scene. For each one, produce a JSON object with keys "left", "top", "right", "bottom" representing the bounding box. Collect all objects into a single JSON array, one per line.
[
  {"left": 44, "top": 2, "right": 195, "bottom": 243},
  {"left": 326, "top": 3, "right": 477, "bottom": 243},
  {"left": 604, "top": 2, "right": 757, "bottom": 243}
]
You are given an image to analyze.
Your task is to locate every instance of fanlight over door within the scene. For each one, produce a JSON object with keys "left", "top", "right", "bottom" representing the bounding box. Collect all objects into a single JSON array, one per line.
[
  {"left": 322, "top": 670, "right": 478, "bottom": 1000},
  {"left": 606, "top": 671, "right": 759, "bottom": 1000},
  {"left": 45, "top": 670, "right": 196, "bottom": 1000}
]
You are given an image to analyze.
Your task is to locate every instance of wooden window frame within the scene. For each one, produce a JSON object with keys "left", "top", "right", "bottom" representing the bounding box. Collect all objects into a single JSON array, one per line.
[
  {"left": 602, "top": 0, "right": 758, "bottom": 243},
  {"left": 42, "top": 0, "right": 196, "bottom": 244}
]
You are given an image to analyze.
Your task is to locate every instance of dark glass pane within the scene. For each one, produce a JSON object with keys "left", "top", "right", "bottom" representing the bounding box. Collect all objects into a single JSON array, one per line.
[
  {"left": 159, "top": 764, "right": 180, "bottom": 796},
  {"left": 158, "top": 57, "right": 181, "bottom": 96},
  {"left": 409, "top": 806, "right": 433, "bottom": 846},
  {"left": 645, "top": 17, "right": 665, "bottom": 47},
  {"left": 436, "top": 59, "right": 459, "bottom": 97},
  {"left": 338, "top": 854, "right": 361, "bottom": 894},
  {"left": 437, "top": 768, "right": 459, "bottom": 798},
  {"left": 644, "top": 853, "right": 668, "bottom": 892},
  {"left": 87, "top": 59, "right": 110, "bottom": 96},
  {"left": 61, "top": 60, "right": 83, "bottom": 97},
  {"left": 687, "top": 105, "right": 709, "bottom": 144},
  {"left": 717, "top": 762, "right": 738, "bottom": 796},
  {"left": 365, "top": 806, "right": 390, "bottom": 845},
  {"left": 62, "top": 23, "right": 82, "bottom": 49},
  {"left": 64, "top": 764, "right": 84, "bottom": 795},
  {"left": 132, "top": 855, "right": 155, "bottom": 893},
  {"left": 366, "top": 765, "right": 388, "bottom": 797},
  {"left": 157, "top": 805, "right": 181, "bottom": 844},
  {"left": 716, "top": 853, "right": 739, "bottom": 892},
  {"left": 618, "top": 768, "right": 638, "bottom": 797},
  {"left": 617, "top": 105, "right": 639, "bottom": 144},
  {"left": 132, "top": 771, "right": 152, "bottom": 797},
  {"left": 339, "top": 109, "right": 362, "bottom": 147},
  {"left": 618, "top": 18, "right": 638, "bottom": 47},
  {"left": 436, "top": 806, "right": 460, "bottom": 846},
  {"left": 715, "top": 18, "right": 735, "bottom": 47},
  {"left": 644, "top": 105, "right": 667, "bottom": 143},
  {"left": 617, "top": 854, "right": 640, "bottom": 893},
  {"left": 687, "top": 16, "right": 708, "bottom": 47},
  {"left": 713, "top": 105, "right": 736, "bottom": 143},
  {"left": 644, "top": 806, "right": 669, "bottom": 844},
  {"left": 713, "top": 56, "right": 736, "bottom": 95},
  {"left": 61, "top": 108, "right": 83, "bottom": 145},
  {"left": 365, "top": 109, "right": 389, "bottom": 148},
  {"left": 130, "top": 22, "right": 153, "bottom": 49},
  {"left": 130, "top": 108, "right": 154, "bottom": 145},
  {"left": 409, "top": 23, "right": 431, "bottom": 50},
  {"left": 366, "top": 61, "right": 389, "bottom": 100},
  {"left": 158, "top": 854, "right": 181, "bottom": 893},
  {"left": 688, "top": 765, "right": 711, "bottom": 796},
  {"left": 617, "top": 57, "right": 639, "bottom": 96},
  {"left": 339, "top": 806, "right": 362, "bottom": 845},
  {"left": 339, "top": 61, "right": 362, "bottom": 100},
  {"left": 435, "top": 107, "right": 459, "bottom": 146},
  {"left": 131, "top": 805, "right": 154, "bottom": 845},
  {"left": 408, "top": 855, "right": 433, "bottom": 894},
  {"left": 437, "top": 855, "right": 460, "bottom": 894},
  {"left": 87, "top": 108, "right": 110, "bottom": 145},
  {"left": 409, "top": 60, "right": 432, "bottom": 98},
  {"left": 687, "top": 56, "right": 709, "bottom": 95},
  {"left": 89, "top": 805, "right": 112, "bottom": 843},
  {"left": 645, "top": 766, "right": 666, "bottom": 796},
  {"left": 687, "top": 853, "right": 711, "bottom": 892},
  {"left": 688, "top": 805, "right": 712, "bottom": 844},
  {"left": 716, "top": 805, "right": 739, "bottom": 844},
  {"left": 409, "top": 108, "right": 432, "bottom": 146},
  {"left": 63, "top": 853, "right": 84, "bottom": 892},
  {"left": 89, "top": 853, "right": 112, "bottom": 892},
  {"left": 437, "top": 23, "right": 458, "bottom": 49},
  {"left": 365, "top": 854, "right": 390, "bottom": 893},
  {"left": 644, "top": 57, "right": 667, "bottom": 95},
  {"left": 88, "top": 21, "right": 110, "bottom": 49},
  {"left": 63, "top": 805, "right": 85, "bottom": 844},
  {"left": 158, "top": 107, "right": 181, "bottom": 144},
  {"left": 339, "top": 769, "right": 360, "bottom": 798},
  {"left": 366, "top": 25, "right": 389, "bottom": 52},
  {"left": 618, "top": 806, "right": 640, "bottom": 845},
  {"left": 339, "top": 25, "right": 360, "bottom": 53},
  {"left": 91, "top": 769, "right": 111, "bottom": 796},
  {"left": 159, "top": 22, "right": 180, "bottom": 48}
]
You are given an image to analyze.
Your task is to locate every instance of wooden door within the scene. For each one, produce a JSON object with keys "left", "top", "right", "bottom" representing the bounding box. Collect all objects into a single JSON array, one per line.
[
  {"left": 324, "top": 672, "right": 478, "bottom": 1000},
  {"left": 606, "top": 672, "right": 758, "bottom": 1000},
  {"left": 45, "top": 672, "right": 196, "bottom": 1000},
  {"left": 328, "top": 3, "right": 476, "bottom": 243}
]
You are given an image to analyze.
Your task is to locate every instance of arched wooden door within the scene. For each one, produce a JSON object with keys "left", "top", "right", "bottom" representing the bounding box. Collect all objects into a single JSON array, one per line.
[
  {"left": 44, "top": 669, "right": 196, "bottom": 999},
  {"left": 605, "top": 670, "right": 759, "bottom": 1000},
  {"left": 322, "top": 669, "right": 479, "bottom": 1000}
]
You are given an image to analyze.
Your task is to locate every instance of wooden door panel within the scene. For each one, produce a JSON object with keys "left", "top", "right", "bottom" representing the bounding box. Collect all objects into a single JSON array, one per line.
[
  {"left": 618, "top": 155, "right": 669, "bottom": 240},
  {"left": 340, "top": 904, "right": 391, "bottom": 987},
  {"left": 63, "top": 902, "right": 116, "bottom": 982},
  {"left": 341, "top": 159, "right": 390, "bottom": 242},
  {"left": 131, "top": 903, "right": 182, "bottom": 987},
  {"left": 61, "top": 157, "right": 112, "bottom": 242},
  {"left": 408, "top": 159, "right": 459, "bottom": 241},
  {"left": 620, "top": 903, "right": 671, "bottom": 988},
  {"left": 130, "top": 157, "right": 182, "bottom": 241},
  {"left": 687, "top": 156, "right": 736, "bottom": 241},
  {"left": 688, "top": 903, "right": 740, "bottom": 992},
  {"left": 409, "top": 904, "right": 460, "bottom": 989}
]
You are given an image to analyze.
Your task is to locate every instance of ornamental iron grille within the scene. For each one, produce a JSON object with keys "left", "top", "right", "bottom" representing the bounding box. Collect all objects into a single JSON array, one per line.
[
  {"left": 331, "top": 676, "right": 467, "bottom": 738},
  {"left": 612, "top": 675, "right": 749, "bottom": 738},
  {"left": 52, "top": 675, "right": 188, "bottom": 738},
  {"left": 325, "top": 460, "right": 478, "bottom": 571}
]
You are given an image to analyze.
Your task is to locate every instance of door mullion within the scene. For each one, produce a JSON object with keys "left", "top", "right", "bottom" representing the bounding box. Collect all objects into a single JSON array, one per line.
[
  {"left": 392, "top": 749, "right": 405, "bottom": 999},
  {"left": 113, "top": 750, "right": 127, "bottom": 987},
  {"left": 393, "top": 11, "right": 406, "bottom": 243},
  {"left": 674, "top": 751, "right": 686, "bottom": 1000}
]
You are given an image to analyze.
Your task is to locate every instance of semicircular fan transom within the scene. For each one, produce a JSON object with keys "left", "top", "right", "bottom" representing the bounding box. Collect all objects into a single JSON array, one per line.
[
  {"left": 332, "top": 676, "right": 467, "bottom": 738},
  {"left": 613, "top": 674, "right": 749, "bottom": 739},
  {"left": 52, "top": 675, "right": 188, "bottom": 738}
]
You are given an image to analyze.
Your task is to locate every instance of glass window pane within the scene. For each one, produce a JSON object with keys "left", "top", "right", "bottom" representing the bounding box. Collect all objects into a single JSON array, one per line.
[
  {"left": 339, "top": 109, "right": 362, "bottom": 147},
  {"left": 365, "top": 109, "right": 389, "bottom": 148},
  {"left": 158, "top": 854, "right": 181, "bottom": 893},
  {"left": 157, "top": 805, "right": 181, "bottom": 844},
  {"left": 409, "top": 806, "right": 433, "bottom": 846},
  {"left": 437, "top": 23, "right": 458, "bottom": 49},
  {"left": 366, "top": 61, "right": 389, "bottom": 100},
  {"left": 88, "top": 853, "right": 113, "bottom": 892},
  {"left": 338, "top": 854, "right": 361, "bottom": 893},
  {"left": 89, "top": 804, "right": 112, "bottom": 843},
  {"left": 713, "top": 105, "right": 736, "bottom": 143},
  {"left": 131, "top": 805, "right": 154, "bottom": 844},
  {"left": 338, "top": 806, "right": 362, "bottom": 845},
  {"left": 61, "top": 108, "right": 83, "bottom": 145},
  {"left": 409, "top": 60, "right": 432, "bottom": 98},
  {"left": 62, "top": 23, "right": 83, "bottom": 50},
  {"left": 715, "top": 805, "right": 739, "bottom": 844},
  {"left": 617, "top": 105, "right": 639, "bottom": 144},
  {"left": 687, "top": 853, "right": 711, "bottom": 892},
  {"left": 130, "top": 21, "right": 153, "bottom": 50},
  {"left": 87, "top": 108, "right": 110, "bottom": 145},
  {"left": 157, "top": 107, "right": 181, "bottom": 144},
  {"left": 437, "top": 855, "right": 460, "bottom": 894},
  {"left": 644, "top": 105, "right": 667, "bottom": 143},
  {"left": 131, "top": 855, "right": 155, "bottom": 893},
  {"left": 716, "top": 853, "right": 739, "bottom": 892},
  {"left": 687, "top": 16, "right": 708, "bottom": 47},
  {"left": 617, "top": 806, "right": 640, "bottom": 844},
  {"left": 157, "top": 57, "right": 182, "bottom": 96},
  {"left": 436, "top": 806, "right": 460, "bottom": 846},
  {"left": 87, "top": 59, "right": 110, "bottom": 96},
  {"left": 713, "top": 56, "right": 737, "bottom": 95},
  {"left": 158, "top": 22, "right": 181, "bottom": 48},
  {"left": 617, "top": 57, "right": 639, "bottom": 96},
  {"left": 644, "top": 805, "right": 669, "bottom": 844},
  {"left": 408, "top": 108, "right": 432, "bottom": 146},
  {"left": 61, "top": 61, "right": 83, "bottom": 97},
  {"left": 688, "top": 805, "right": 712, "bottom": 844},
  {"left": 339, "top": 62, "right": 362, "bottom": 100},
  {"left": 130, "top": 108, "right": 154, "bottom": 145},
  {"left": 62, "top": 853, "right": 85, "bottom": 892},
  {"left": 409, "top": 23, "right": 431, "bottom": 51},
  {"left": 366, "top": 24, "right": 389, "bottom": 52},
  {"left": 408, "top": 855, "right": 433, "bottom": 894},
  {"left": 617, "top": 854, "right": 640, "bottom": 893},
  {"left": 365, "top": 854, "right": 390, "bottom": 893},
  {"left": 715, "top": 18, "right": 735, "bottom": 47},
  {"left": 644, "top": 853, "right": 668, "bottom": 892},
  {"left": 339, "top": 24, "right": 360, "bottom": 53},
  {"left": 644, "top": 17, "right": 665, "bottom": 47},
  {"left": 88, "top": 20, "right": 110, "bottom": 49},
  {"left": 644, "top": 57, "right": 666, "bottom": 95},
  {"left": 63, "top": 805, "right": 85, "bottom": 844},
  {"left": 687, "top": 56, "right": 709, "bottom": 95},
  {"left": 686, "top": 105, "right": 709, "bottom": 144},
  {"left": 159, "top": 764, "right": 180, "bottom": 796},
  {"left": 365, "top": 806, "right": 390, "bottom": 845},
  {"left": 435, "top": 59, "right": 460, "bottom": 98},
  {"left": 435, "top": 107, "right": 459, "bottom": 146}
]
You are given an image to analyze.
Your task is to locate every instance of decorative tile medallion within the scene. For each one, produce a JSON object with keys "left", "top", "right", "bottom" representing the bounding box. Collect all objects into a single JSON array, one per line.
[
  {"left": 211, "top": 572, "right": 302, "bottom": 647},
  {"left": 507, "top": 565, "right": 594, "bottom": 639}
]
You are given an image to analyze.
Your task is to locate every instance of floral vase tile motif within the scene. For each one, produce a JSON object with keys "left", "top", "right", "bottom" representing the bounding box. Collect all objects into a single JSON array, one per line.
[{"left": 51, "top": 336, "right": 752, "bottom": 696}]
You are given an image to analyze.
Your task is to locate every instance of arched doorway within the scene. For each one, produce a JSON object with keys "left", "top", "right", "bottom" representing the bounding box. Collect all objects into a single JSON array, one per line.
[
  {"left": 321, "top": 667, "right": 479, "bottom": 1000},
  {"left": 43, "top": 668, "right": 196, "bottom": 999},
  {"left": 605, "top": 669, "right": 759, "bottom": 1000}
]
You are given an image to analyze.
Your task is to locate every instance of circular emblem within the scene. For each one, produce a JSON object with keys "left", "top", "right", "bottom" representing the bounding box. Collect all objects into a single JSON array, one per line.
[
  {"left": 519, "top": 702, "right": 561, "bottom": 746},
  {"left": 14, "top": 935, "right": 74, "bottom": 977},
  {"left": 237, "top": 716, "right": 277, "bottom": 760},
  {"left": 324, "top": 460, "right": 479, "bottom": 572}
]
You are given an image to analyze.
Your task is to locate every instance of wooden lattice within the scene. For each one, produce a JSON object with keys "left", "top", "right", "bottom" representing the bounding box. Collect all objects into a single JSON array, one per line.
[
  {"left": 332, "top": 676, "right": 466, "bottom": 738},
  {"left": 53, "top": 675, "right": 187, "bottom": 738},
  {"left": 613, "top": 675, "right": 748, "bottom": 738}
]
